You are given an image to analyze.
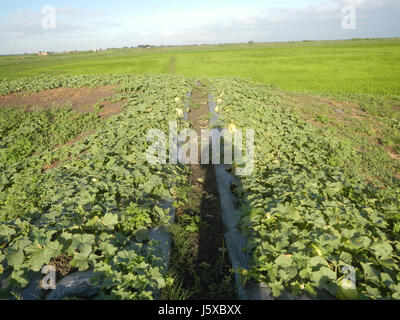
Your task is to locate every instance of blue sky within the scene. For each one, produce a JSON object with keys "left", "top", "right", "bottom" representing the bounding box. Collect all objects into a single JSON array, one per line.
[{"left": 0, "top": 0, "right": 399, "bottom": 54}]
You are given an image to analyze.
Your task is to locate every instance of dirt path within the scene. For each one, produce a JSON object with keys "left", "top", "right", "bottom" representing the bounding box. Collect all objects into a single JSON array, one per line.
[
  {"left": 169, "top": 57, "right": 176, "bottom": 74},
  {"left": 167, "top": 83, "right": 236, "bottom": 300}
]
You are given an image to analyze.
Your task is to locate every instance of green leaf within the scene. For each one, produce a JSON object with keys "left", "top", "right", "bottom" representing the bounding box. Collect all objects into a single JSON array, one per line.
[
  {"left": 275, "top": 255, "right": 293, "bottom": 268},
  {"left": 150, "top": 267, "right": 166, "bottom": 288},
  {"left": 0, "top": 225, "right": 16, "bottom": 243},
  {"left": 69, "top": 234, "right": 95, "bottom": 257},
  {"left": 360, "top": 262, "right": 380, "bottom": 282},
  {"left": 370, "top": 241, "right": 393, "bottom": 260},
  {"left": 10, "top": 270, "right": 29, "bottom": 288},
  {"left": 70, "top": 254, "right": 90, "bottom": 272},
  {"left": 365, "top": 286, "right": 382, "bottom": 299},
  {"left": 269, "top": 281, "right": 284, "bottom": 298},
  {"left": 25, "top": 241, "right": 62, "bottom": 272},
  {"left": 311, "top": 267, "right": 338, "bottom": 296},
  {"left": 309, "top": 256, "right": 329, "bottom": 269},
  {"left": 142, "top": 175, "right": 163, "bottom": 193},
  {"left": 7, "top": 250, "right": 24, "bottom": 270},
  {"left": 102, "top": 213, "right": 119, "bottom": 229},
  {"left": 278, "top": 267, "right": 298, "bottom": 281},
  {"left": 381, "top": 273, "right": 396, "bottom": 290},
  {"left": 339, "top": 252, "right": 353, "bottom": 265},
  {"left": 99, "top": 242, "right": 117, "bottom": 258},
  {"left": 116, "top": 250, "right": 137, "bottom": 264}
]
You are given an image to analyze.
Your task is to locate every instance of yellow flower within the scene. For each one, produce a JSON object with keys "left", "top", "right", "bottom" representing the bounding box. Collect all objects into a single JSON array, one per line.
[
  {"left": 174, "top": 97, "right": 181, "bottom": 103},
  {"left": 228, "top": 123, "right": 238, "bottom": 134},
  {"left": 176, "top": 108, "right": 184, "bottom": 117}
]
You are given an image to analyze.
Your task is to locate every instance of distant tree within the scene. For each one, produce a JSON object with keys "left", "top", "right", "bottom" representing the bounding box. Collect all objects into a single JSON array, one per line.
[{"left": 248, "top": 41, "right": 255, "bottom": 45}]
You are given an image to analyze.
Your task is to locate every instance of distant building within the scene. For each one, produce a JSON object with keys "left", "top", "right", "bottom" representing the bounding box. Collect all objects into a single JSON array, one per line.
[{"left": 38, "top": 51, "right": 49, "bottom": 56}]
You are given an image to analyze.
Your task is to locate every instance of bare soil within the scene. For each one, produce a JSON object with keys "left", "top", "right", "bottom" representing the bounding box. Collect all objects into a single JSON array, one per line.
[
  {"left": 169, "top": 56, "right": 177, "bottom": 74},
  {"left": 0, "top": 86, "right": 125, "bottom": 119},
  {"left": 49, "top": 254, "right": 76, "bottom": 281},
  {"left": 388, "top": 147, "right": 400, "bottom": 160}
]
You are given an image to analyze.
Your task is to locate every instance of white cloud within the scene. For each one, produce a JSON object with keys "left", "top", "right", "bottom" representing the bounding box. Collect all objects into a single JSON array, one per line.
[
  {"left": 1, "top": 0, "right": 399, "bottom": 54},
  {"left": 88, "top": 11, "right": 108, "bottom": 16}
]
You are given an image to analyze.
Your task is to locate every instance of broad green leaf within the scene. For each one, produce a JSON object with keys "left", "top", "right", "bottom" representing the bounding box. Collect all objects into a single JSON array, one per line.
[
  {"left": 269, "top": 281, "right": 284, "bottom": 298},
  {"left": 309, "top": 256, "right": 329, "bottom": 269},
  {"left": 275, "top": 255, "right": 293, "bottom": 268},
  {"left": 102, "top": 213, "right": 119, "bottom": 229},
  {"left": 25, "top": 241, "right": 62, "bottom": 272},
  {"left": 339, "top": 252, "right": 353, "bottom": 265},
  {"left": 7, "top": 250, "right": 24, "bottom": 270},
  {"left": 370, "top": 241, "right": 393, "bottom": 260},
  {"left": 10, "top": 270, "right": 29, "bottom": 288},
  {"left": 71, "top": 254, "right": 90, "bottom": 272},
  {"left": 99, "top": 242, "right": 117, "bottom": 258},
  {"left": 0, "top": 225, "right": 16, "bottom": 243},
  {"left": 360, "top": 262, "right": 380, "bottom": 282}
]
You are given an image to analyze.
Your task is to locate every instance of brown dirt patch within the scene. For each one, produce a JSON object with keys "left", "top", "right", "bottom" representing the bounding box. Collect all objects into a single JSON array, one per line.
[
  {"left": 388, "top": 147, "right": 400, "bottom": 160},
  {"left": 42, "top": 149, "right": 89, "bottom": 172},
  {"left": 99, "top": 101, "right": 124, "bottom": 119},
  {"left": 169, "top": 56, "right": 177, "bottom": 74},
  {"left": 49, "top": 254, "right": 77, "bottom": 281},
  {"left": 42, "top": 160, "right": 64, "bottom": 172},
  {"left": 55, "top": 131, "right": 93, "bottom": 149},
  {"left": 41, "top": 131, "right": 93, "bottom": 172},
  {"left": 287, "top": 92, "right": 365, "bottom": 119},
  {"left": 0, "top": 86, "right": 119, "bottom": 113},
  {"left": 283, "top": 91, "right": 386, "bottom": 141}
]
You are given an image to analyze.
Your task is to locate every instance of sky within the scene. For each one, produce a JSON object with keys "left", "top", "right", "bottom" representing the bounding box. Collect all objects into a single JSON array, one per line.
[{"left": 0, "top": 0, "right": 399, "bottom": 54}]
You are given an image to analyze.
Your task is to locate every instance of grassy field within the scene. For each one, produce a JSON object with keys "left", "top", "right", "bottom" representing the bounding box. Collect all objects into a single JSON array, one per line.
[{"left": 1, "top": 38, "right": 399, "bottom": 95}]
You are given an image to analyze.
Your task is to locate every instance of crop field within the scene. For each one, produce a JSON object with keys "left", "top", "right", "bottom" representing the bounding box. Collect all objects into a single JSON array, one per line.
[
  {"left": 0, "top": 39, "right": 399, "bottom": 301},
  {"left": 0, "top": 74, "right": 194, "bottom": 299},
  {"left": 1, "top": 39, "right": 400, "bottom": 95},
  {"left": 210, "top": 78, "right": 400, "bottom": 299}
]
